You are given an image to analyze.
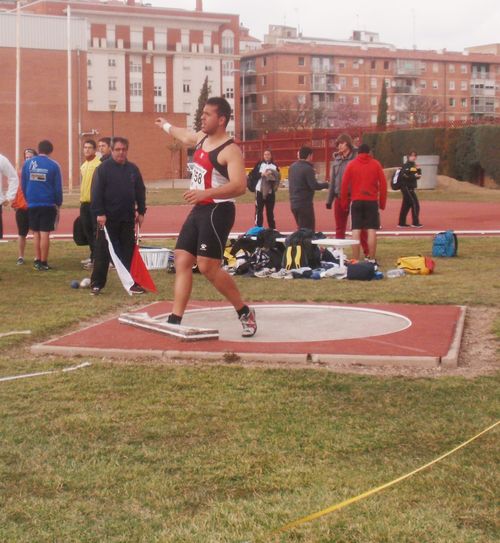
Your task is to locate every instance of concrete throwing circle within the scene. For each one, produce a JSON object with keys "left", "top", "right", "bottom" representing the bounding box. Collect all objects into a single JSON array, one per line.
[{"left": 176, "top": 304, "right": 411, "bottom": 343}]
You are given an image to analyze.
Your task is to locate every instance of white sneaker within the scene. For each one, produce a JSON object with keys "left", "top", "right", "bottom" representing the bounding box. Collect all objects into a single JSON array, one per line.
[{"left": 240, "top": 308, "right": 257, "bottom": 337}]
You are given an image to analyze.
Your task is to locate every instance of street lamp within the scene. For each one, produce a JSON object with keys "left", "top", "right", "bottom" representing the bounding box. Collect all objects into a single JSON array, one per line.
[
  {"left": 234, "top": 66, "right": 255, "bottom": 142},
  {"left": 109, "top": 101, "right": 117, "bottom": 139}
]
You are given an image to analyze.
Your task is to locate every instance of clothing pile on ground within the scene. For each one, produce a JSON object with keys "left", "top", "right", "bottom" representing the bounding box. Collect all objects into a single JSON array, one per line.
[{"left": 223, "top": 227, "right": 352, "bottom": 280}]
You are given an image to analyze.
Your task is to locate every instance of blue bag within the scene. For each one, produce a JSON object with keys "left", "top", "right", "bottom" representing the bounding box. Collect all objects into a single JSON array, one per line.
[{"left": 432, "top": 230, "right": 458, "bottom": 257}]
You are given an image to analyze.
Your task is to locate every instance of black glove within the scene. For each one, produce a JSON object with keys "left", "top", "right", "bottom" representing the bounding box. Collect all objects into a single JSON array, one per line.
[{"left": 326, "top": 203, "right": 332, "bottom": 210}]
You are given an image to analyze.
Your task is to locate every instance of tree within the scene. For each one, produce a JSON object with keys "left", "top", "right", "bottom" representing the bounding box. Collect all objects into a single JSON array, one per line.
[
  {"left": 405, "top": 95, "right": 444, "bottom": 126},
  {"left": 193, "top": 76, "right": 211, "bottom": 131},
  {"left": 377, "top": 83, "right": 388, "bottom": 129},
  {"left": 263, "top": 97, "right": 326, "bottom": 133}
]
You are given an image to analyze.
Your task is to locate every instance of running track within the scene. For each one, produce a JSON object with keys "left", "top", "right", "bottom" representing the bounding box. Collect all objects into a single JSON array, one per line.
[{"left": 2, "top": 199, "right": 499, "bottom": 238}]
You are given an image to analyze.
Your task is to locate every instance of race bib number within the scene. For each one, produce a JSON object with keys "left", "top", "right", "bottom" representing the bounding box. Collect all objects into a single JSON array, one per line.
[{"left": 190, "top": 163, "right": 207, "bottom": 190}]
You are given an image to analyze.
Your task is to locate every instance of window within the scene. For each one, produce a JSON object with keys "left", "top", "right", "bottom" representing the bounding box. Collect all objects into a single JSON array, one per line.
[
  {"left": 420, "top": 80, "right": 427, "bottom": 89},
  {"left": 339, "top": 59, "right": 346, "bottom": 69},
  {"left": 222, "top": 60, "right": 234, "bottom": 76},
  {"left": 130, "top": 81, "right": 142, "bottom": 96},
  {"left": 87, "top": 79, "right": 92, "bottom": 90},
  {"left": 371, "top": 113, "right": 377, "bottom": 124},
  {"left": 421, "top": 62, "right": 427, "bottom": 72},
  {"left": 432, "top": 62, "right": 439, "bottom": 73},
  {"left": 338, "top": 95, "right": 346, "bottom": 104},
  {"left": 353, "top": 95, "right": 360, "bottom": 105},
  {"left": 460, "top": 64, "right": 467, "bottom": 74},
  {"left": 154, "top": 103, "right": 166, "bottom": 113},
  {"left": 432, "top": 80, "right": 439, "bottom": 89},
  {"left": 154, "top": 85, "right": 162, "bottom": 97},
  {"left": 449, "top": 97, "right": 456, "bottom": 107},
  {"left": 205, "top": 65, "right": 213, "bottom": 71},
  {"left": 353, "top": 77, "right": 359, "bottom": 88},
  {"left": 385, "top": 78, "right": 390, "bottom": 88},
  {"left": 432, "top": 114, "right": 439, "bottom": 123},
  {"left": 130, "top": 27, "right": 143, "bottom": 49},
  {"left": 370, "top": 96, "right": 377, "bottom": 106},
  {"left": 298, "top": 75, "right": 305, "bottom": 85},
  {"left": 298, "top": 56, "right": 305, "bottom": 66},
  {"left": 461, "top": 97, "right": 467, "bottom": 107},
  {"left": 108, "top": 80, "right": 116, "bottom": 91},
  {"left": 384, "top": 60, "right": 389, "bottom": 70},
  {"left": 155, "top": 28, "right": 167, "bottom": 51},
  {"left": 261, "top": 75, "right": 267, "bottom": 85},
  {"left": 449, "top": 81, "right": 455, "bottom": 91},
  {"left": 297, "top": 94, "right": 306, "bottom": 105},
  {"left": 262, "top": 95, "right": 267, "bottom": 105},
  {"left": 370, "top": 77, "right": 377, "bottom": 89},
  {"left": 448, "top": 115, "right": 455, "bottom": 121},
  {"left": 129, "top": 58, "right": 142, "bottom": 73},
  {"left": 221, "top": 30, "right": 234, "bottom": 54},
  {"left": 461, "top": 80, "right": 467, "bottom": 91},
  {"left": 353, "top": 59, "right": 360, "bottom": 70},
  {"left": 339, "top": 77, "right": 346, "bottom": 89},
  {"left": 183, "top": 82, "right": 190, "bottom": 93},
  {"left": 108, "top": 58, "right": 116, "bottom": 67},
  {"left": 371, "top": 60, "right": 376, "bottom": 69},
  {"left": 262, "top": 56, "right": 267, "bottom": 67},
  {"left": 448, "top": 64, "right": 455, "bottom": 73},
  {"left": 87, "top": 58, "right": 92, "bottom": 66},
  {"left": 224, "top": 87, "right": 234, "bottom": 99}
]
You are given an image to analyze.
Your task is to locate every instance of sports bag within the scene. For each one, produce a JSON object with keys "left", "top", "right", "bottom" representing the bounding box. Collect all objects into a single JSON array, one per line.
[
  {"left": 346, "top": 261, "right": 376, "bottom": 280},
  {"left": 432, "top": 230, "right": 458, "bottom": 257},
  {"left": 391, "top": 168, "right": 403, "bottom": 190},
  {"left": 396, "top": 255, "right": 435, "bottom": 275},
  {"left": 73, "top": 216, "right": 89, "bottom": 246},
  {"left": 282, "top": 228, "right": 322, "bottom": 270}
]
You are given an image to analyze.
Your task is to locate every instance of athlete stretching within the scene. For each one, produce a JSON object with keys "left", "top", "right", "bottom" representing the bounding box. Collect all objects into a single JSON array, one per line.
[{"left": 155, "top": 97, "right": 257, "bottom": 337}]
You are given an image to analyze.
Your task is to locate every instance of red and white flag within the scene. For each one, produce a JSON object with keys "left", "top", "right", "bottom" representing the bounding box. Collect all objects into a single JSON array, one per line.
[
  {"left": 130, "top": 245, "right": 157, "bottom": 293},
  {"left": 103, "top": 226, "right": 134, "bottom": 295}
]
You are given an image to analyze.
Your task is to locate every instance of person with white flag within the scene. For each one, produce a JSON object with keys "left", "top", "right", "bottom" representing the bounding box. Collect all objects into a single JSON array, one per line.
[{"left": 90, "top": 137, "right": 146, "bottom": 295}]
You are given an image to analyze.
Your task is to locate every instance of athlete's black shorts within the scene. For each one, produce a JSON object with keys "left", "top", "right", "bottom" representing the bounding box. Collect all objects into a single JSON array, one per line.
[
  {"left": 176, "top": 201, "right": 235, "bottom": 259},
  {"left": 28, "top": 206, "right": 57, "bottom": 232},
  {"left": 16, "top": 208, "right": 30, "bottom": 237},
  {"left": 351, "top": 200, "right": 380, "bottom": 230}
]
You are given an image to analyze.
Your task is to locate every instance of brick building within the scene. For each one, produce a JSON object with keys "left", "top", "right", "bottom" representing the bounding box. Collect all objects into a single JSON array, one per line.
[
  {"left": 0, "top": 0, "right": 241, "bottom": 185},
  {"left": 241, "top": 26, "right": 500, "bottom": 137}
]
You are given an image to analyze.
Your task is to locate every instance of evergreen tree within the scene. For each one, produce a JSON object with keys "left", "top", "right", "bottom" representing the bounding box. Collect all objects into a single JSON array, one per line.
[
  {"left": 377, "top": 83, "right": 388, "bottom": 129},
  {"left": 193, "top": 77, "right": 211, "bottom": 131}
]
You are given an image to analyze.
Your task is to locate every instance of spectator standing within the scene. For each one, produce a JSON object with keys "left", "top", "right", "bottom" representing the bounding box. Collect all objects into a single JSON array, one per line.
[
  {"left": 12, "top": 148, "right": 36, "bottom": 264},
  {"left": 397, "top": 151, "right": 423, "bottom": 228},
  {"left": 21, "top": 140, "right": 62, "bottom": 270},
  {"left": 248, "top": 149, "right": 280, "bottom": 229},
  {"left": 0, "top": 153, "right": 19, "bottom": 240},
  {"left": 90, "top": 137, "right": 146, "bottom": 295},
  {"left": 326, "top": 134, "right": 369, "bottom": 255},
  {"left": 341, "top": 144, "right": 387, "bottom": 262},
  {"left": 79, "top": 139, "right": 101, "bottom": 268},
  {"left": 288, "top": 146, "right": 328, "bottom": 231},
  {"left": 154, "top": 96, "right": 257, "bottom": 337},
  {"left": 97, "top": 137, "right": 112, "bottom": 162}
]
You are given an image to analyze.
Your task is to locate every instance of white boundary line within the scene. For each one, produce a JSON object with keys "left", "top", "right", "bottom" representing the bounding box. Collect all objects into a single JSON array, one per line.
[
  {"left": 0, "top": 330, "right": 31, "bottom": 338},
  {"left": 0, "top": 361, "right": 91, "bottom": 383}
]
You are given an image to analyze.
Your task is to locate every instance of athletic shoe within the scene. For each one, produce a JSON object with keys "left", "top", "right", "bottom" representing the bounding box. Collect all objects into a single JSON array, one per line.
[
  {"left": 82, "top": 262, "right": 93, "bottom": 270},
  {"left": 90, "top": 286, "right": 101, "bottom": 295},
  {"left": 80, "top": 258, "right": 91, "bottom": 265},
  {"left": 411, "top": 224, "right": 424, "bottom": 228},
  {"left": 39, "top": 262, "right": 53, "bottom": 271},
  {"left": 240, "top": 308, "right": 257, "bottom": 337},
  {"left": 397, "top": 224, "right": 410, "bottom": 228},
  {"left": 16, "top": 257, "right": 25, "bottom": 265},
  {"left": 33, "top": 259, "right": 42, "bottom": 270},
  {"left": 129, "top": 283, "right": 146, "bottom": 295}
]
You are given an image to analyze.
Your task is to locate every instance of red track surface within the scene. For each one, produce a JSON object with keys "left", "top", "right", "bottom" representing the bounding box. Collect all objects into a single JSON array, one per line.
[{"left": 2, "top": 199, "right": 499, "bottom": 237}]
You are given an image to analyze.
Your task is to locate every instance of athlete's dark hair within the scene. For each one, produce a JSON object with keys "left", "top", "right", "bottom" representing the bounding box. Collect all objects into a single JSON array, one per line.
[
  {"left": 83, "top": 139, "right": 97, "bottom": 149},
  {"left": 98, "top": 137, "right": 111, "bottom": 146},
  {"left": 298, "top": 146, "right": 313, "bottom": 159},
  {"left": 358, "top": 143, "right": 371, "bottom": 154},
  {"left": 206, "top": 96, "right": 232, "bottom": 128},
  {"left": 111, "top": 137, "right": 129, "bottom": 149},
  {"left": 38, "top": 140, "right": 53, "bottom": 155}
]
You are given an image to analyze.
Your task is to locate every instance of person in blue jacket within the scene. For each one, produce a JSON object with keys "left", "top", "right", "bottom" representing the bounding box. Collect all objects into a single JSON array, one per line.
[{"left": 21, "top": 140, "right": 63, "bottom": 270}]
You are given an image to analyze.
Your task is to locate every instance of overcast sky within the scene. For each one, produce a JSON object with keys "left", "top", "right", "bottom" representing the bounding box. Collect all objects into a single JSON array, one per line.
[{"left": 153, "top": 0, "right": 500, "bottom": 52}]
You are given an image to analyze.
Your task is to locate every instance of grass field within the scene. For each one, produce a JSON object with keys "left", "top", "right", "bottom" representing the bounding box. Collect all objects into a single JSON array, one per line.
[{"left": 0, "top": 236, "right": 499, "bottom": 542}]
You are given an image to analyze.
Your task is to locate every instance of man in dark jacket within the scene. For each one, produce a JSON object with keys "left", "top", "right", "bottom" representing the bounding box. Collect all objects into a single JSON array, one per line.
[
  {"left": 288, "top": 146, "right": 329, "bottom": 231},
  {"left": 90, "top": 137, "right": 146, "bottom": 294},
  {"left": 397, "top": 151, "right": 423, "bottom": 228}
]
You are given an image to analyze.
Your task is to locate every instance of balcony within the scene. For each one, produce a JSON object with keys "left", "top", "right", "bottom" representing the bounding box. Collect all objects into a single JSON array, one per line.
[
  {"left": 311, "top": 83, "right": 338, "bottom": 92},
  {"left": 394, "top": 60, "right": 422, "bottom": 77},
  {"left": 392, "top": 85, "right": 418, "bottom": 94}
]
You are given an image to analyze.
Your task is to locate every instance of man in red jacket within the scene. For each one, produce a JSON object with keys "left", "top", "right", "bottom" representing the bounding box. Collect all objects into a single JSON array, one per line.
[{"left": 341, "top": 144, "right": 387, "bottom": 262}]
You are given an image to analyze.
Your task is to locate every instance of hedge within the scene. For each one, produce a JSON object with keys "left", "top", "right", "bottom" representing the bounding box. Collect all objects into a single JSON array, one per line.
[{"left": 363, "top": 125, "right": 500, "bottom": 186}]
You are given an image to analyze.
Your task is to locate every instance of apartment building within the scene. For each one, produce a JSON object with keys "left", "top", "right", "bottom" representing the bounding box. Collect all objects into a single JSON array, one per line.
[
  {"left": 0, "top": 0, "right": 241, "bottom": 182},
  {"left": 241, "top": 26, "right": 500, "bottom": 136}
]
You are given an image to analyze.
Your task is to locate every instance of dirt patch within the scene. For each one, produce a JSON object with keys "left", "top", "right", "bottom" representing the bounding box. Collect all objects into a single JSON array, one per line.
[{"left": 436, "top": 175, "right": 499, "bottom": 193}]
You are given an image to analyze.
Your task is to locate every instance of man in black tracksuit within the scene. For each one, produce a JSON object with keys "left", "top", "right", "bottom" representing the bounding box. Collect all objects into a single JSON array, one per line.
[
  {"left": 398, "top": 150, "right": 423, "bottom": 228},
  {"left": 90, "top": 137, "right": 146, "bottom": 294},
  {"left": 288, "top": 146, "right": 329, "bottom": 231}
]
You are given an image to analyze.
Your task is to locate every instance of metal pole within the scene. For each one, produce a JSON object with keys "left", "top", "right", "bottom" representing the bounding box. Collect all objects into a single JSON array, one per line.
[
  {"left": 15, "top": 1, "right": 20, "bottom": 170},
  {"left": 111, "top": 110, "right": 115, "bottom": 139},
  {"left": 242, "top": 70, "right": 246, "bottom": 143},
  {"left": 67, "top": 5, "right": 73, "bottom": 193}
]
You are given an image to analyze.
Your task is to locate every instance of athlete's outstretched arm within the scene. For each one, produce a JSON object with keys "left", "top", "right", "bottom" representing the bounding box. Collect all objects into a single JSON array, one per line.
[{"left": 154, "top": 117, "right": 200, "bottom": 147}]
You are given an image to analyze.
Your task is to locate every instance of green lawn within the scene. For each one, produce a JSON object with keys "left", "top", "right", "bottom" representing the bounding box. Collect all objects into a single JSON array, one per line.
[{"left": 0, "top": 236, "right": 498, "bottom": 542}]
